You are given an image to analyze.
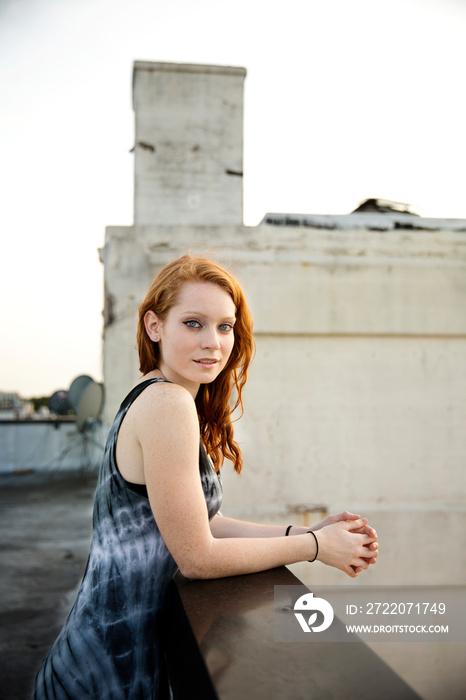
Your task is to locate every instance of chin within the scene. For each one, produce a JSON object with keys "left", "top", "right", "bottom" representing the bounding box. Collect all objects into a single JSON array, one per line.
[{"left": 193, "top": 367, "right": 223, "bottom": 383}]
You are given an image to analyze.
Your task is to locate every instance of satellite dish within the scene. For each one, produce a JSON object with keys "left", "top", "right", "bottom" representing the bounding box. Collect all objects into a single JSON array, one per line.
[
  {"left": 76, "top": 381, "right": 104, "bottom": 433},
  {"left": 49, "top": 390, "right": 71, "bottom": 415},
  {"left": 68, "top": 375, "right": 94, "bottom": 411},
  {"left": 46, "top": 376, "right": 105, "bottom": 471}
]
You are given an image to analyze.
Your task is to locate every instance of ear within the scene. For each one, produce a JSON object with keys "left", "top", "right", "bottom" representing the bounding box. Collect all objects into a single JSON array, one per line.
[{"left": 144, "top": 310, "right": 162, "bottom": 342}]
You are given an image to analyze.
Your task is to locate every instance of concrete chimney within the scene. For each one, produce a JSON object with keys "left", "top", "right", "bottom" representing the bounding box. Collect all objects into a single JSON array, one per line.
[{"left": 132, "top": 61, "right": 246, "bottom": 226}]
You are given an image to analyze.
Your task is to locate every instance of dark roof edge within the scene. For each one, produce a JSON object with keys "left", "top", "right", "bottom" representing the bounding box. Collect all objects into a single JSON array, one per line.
[{"left": 261, "top": 212, "right": 466, "bottom": 232}]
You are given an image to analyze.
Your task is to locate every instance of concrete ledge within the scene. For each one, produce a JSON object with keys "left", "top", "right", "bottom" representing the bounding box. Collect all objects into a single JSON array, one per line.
[{"left": 176, "top": 566, "right": 420, "bottom": 699}]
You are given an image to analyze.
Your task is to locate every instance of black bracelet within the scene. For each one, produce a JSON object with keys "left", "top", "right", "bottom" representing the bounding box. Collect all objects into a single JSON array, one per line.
[
  {"left": 306, "top": 530, "right": 319, "bottom": 562},
  {"left": 285, "top": 525, "right": 293, "bottom": 536}
]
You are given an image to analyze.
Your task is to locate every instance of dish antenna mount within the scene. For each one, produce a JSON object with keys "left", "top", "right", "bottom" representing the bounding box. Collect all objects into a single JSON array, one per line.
[{"left": 49, "top": 375, "right": 105, "bottom": 470}]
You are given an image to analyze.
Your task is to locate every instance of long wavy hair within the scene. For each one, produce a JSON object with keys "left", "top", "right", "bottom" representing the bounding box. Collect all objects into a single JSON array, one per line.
[{"left": 136, "top": 254, "right": 255, "bottom": 473}]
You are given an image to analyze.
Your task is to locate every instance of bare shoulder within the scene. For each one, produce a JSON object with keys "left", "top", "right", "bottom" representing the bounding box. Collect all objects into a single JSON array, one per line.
[
  {"left": 131, "top": 381, "right": 198, "bottom": 436},
  {"left": 137, "top": 380, "right": 194, "bottom": 410},
  {"left": 116, "top": 381, "right": 198, "bottom": 483},
  {"left": 133, "top": 382, "right": 200, "bottom": 479}
]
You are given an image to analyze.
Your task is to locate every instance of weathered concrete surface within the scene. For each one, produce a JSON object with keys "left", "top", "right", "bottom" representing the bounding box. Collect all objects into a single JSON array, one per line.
[
  {"left": 133, "top": 62, "right": 245, "bottom": 226},
  {"left": 0, "top": 421, "right": 106, "bottom": 474},
  {"left": 100, "top": 221, "right": 466, "bottom": 590},
  {"left": 0, "top": 470, "right": 97, "bottom": 700}
]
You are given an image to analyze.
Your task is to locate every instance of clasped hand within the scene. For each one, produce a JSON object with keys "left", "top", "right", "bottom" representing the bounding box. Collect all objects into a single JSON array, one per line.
[{"left": 313, "top": 511, "right": 379, "bottom": 578}]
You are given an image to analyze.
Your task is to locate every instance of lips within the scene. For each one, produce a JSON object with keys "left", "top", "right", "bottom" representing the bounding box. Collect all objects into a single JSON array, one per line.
[{"left": 194, "top": 359, "right": 218, "bottom": 365}]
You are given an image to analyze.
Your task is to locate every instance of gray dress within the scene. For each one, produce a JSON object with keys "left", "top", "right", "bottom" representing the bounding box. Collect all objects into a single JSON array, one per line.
[{"left": 32, "top": 378, "right": 223, "bottom": 699}]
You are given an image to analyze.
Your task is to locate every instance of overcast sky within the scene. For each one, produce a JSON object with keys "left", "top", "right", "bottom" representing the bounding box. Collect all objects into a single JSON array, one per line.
[{"left": 1, "top": 0, "right": 465, "bottom": 398}]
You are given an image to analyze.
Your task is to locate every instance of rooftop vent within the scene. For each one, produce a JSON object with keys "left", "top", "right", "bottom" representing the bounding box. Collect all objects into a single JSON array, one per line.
[{"left": 351, "top": 198, "right": 418, "bottom": 215}]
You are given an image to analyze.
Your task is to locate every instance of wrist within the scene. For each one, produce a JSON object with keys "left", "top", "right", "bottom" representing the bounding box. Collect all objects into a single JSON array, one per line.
[
  {"left": 306, "top": 530, "right": 319, "bottom": 562},
  {"left": 285, "top": 525, "right": 309, "bottom": 537}
]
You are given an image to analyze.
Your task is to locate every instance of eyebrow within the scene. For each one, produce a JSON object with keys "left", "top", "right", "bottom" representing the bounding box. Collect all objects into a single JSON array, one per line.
[{"left": 182, "top": 311, "right": 236, "bottom": 321}]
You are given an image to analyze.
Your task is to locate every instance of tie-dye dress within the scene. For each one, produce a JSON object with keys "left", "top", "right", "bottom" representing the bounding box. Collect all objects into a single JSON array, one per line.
[{"left": 32, "top": 378, "right": 223, "bottom": 699}]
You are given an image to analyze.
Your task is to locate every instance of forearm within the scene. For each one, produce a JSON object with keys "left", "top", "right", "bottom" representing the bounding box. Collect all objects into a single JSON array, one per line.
[
  {"left": 209, "top": 514, "right": 308, "bottom": 539},
  {"left": 180, "top": 517, "right": 376, "bottom": 580},
  {"left": 182, "top": 531, "right": 317, "bottom": 580}
]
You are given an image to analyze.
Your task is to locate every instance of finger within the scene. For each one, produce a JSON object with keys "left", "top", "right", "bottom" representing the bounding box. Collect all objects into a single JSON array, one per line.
[
  {"left": 360, "top": 533, "right": 378, "bottom": 545},
  {"left": 352, "top": 541, "right": 377, "bottom": 561},
  {"left": 342, "top": 511, "right": 361, "bottom": 521},
  {"left": 354, "top": 558, "right": 371, "bottom": 570},
  {"left": 363, "top": 549, "right": 378, "bottom": 560},
  {"left": 350, "top": 533, "right": 378, "bottom": 549},
  {"left": 332, "top": 511, "right": 361, "bottom": 524},
  {"left": 360, "top": 554, "right": 378, "bottom": 565},
  {"left": 345, "top": 518, "right": 368, "bottom": 531},
  {"left": 351, "top": 565, "right": 363, "bottom": 574},
  {"left": 357, "top": 525, "right": 378, "bottom": 538}
]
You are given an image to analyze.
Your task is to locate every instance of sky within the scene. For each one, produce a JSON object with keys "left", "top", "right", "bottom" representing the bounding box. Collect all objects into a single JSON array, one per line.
[{"left": 1, "top": 0, "right": 466, "bottom": 398}]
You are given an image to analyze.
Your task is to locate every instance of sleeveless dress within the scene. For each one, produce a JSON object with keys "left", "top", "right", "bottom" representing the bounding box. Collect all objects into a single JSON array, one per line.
[{"left": 32, "top": 378, "right": 223, "bottom": 699}]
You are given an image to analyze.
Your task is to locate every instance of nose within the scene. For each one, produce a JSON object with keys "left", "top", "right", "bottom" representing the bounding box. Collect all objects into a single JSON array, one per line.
[{"left": 201, "top": 326, "right": 221, "bottom": 350}]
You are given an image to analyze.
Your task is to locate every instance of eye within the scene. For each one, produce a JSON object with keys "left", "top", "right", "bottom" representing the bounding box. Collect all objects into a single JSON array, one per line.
[
  {"left": 219, "top": 323, "right": 234, "bottom": 332},
  {"left": 184, "top": 320, "right": 201, "bottom": 328}
]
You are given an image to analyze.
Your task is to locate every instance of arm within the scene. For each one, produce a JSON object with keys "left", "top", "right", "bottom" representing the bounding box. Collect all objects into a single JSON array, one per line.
[
  {"left": 135, "top": 383, "right": 377, "bottom": 580},
  {"left": 210, "top": 511, "right": 377, "bottom": 543},
  {"left": 210, "top": 512, "right": 379, "bottom": 575},
  {"left": 209, "top": 515, "right": 297, "bottom": 539}
]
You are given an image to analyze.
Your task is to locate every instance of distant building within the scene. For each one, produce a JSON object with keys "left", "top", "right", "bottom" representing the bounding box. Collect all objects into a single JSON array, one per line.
[{"left": 0, "top": 391, "right": 22, "bottom": 419}]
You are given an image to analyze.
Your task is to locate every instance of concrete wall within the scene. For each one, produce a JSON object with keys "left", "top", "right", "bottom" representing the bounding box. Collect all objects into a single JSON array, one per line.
[
  {"left": 101, "top": 221, "right": 466, "bottom": 586},
  {"left": 132, "top": 62, "right": 245, "bottom": 226},
  {"left": 0, "top": 420, "right": 105, "bottom": 473}
]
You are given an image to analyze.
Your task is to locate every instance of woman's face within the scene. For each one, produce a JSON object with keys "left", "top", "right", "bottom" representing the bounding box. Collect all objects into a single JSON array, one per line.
[{"left": 149, "top": 281, "right": 237, "bottom": 397}]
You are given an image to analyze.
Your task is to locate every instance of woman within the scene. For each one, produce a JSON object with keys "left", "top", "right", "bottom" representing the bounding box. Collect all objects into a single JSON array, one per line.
[{"left": 32, "top": 254, "right": 378, "bottom": 699}]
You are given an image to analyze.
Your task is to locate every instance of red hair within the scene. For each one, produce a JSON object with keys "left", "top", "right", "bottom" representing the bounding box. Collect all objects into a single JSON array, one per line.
[{"left": 136, "top": 255, "right": 255, "bottom": 473}]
